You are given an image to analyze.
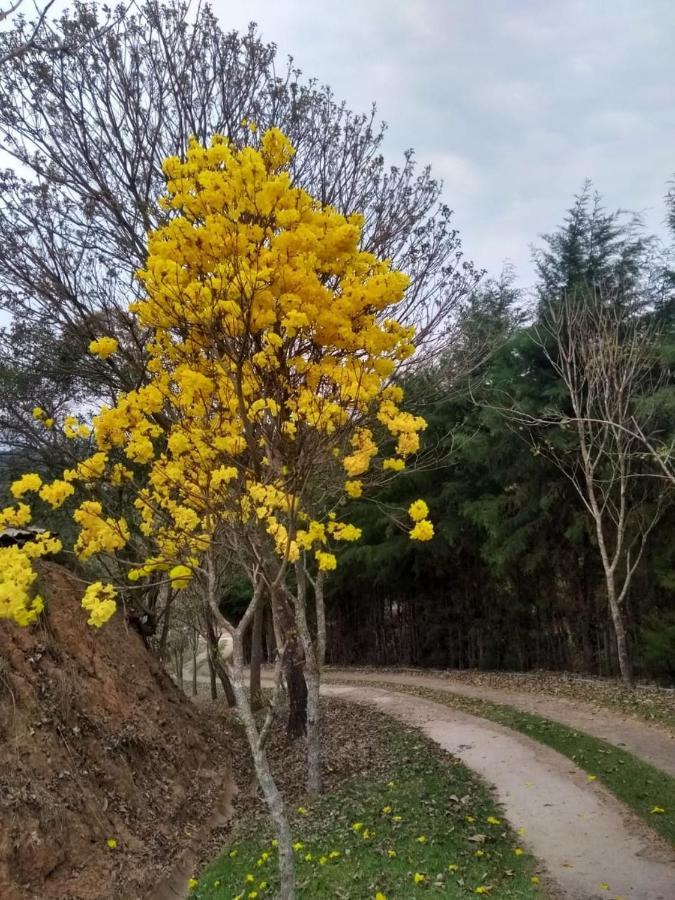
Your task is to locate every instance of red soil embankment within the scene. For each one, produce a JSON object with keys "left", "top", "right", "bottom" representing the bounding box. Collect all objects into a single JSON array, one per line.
[{"left": 0, "top": 563, "right": 231, "bottom": 900}]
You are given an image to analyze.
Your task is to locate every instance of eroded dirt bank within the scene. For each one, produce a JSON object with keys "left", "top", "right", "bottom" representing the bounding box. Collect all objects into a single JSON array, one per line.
[{"left": 0, "top": 564, "right": 233, "bottom": 900}]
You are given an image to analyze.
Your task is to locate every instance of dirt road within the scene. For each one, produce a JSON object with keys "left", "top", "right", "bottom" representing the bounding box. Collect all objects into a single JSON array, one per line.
[
  {"left": 324, "top": 669, "right": 675, "bottom": 777},
  {"left": 322, "top": 682, "right": 675, "bottom": 900}
]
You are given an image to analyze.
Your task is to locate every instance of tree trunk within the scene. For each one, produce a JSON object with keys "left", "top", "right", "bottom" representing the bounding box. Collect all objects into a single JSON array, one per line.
[
  {"left": 228, "top": 654, "right": 295, "bottom": 898},
  {"left": 292, "top": 565, "right": 324, "bottom": 795},
  {"left": 606, "top": 582, "right": 633, "bottom": 688},
  {"left": 284, "top": 642, "right": 308, "bottom": 739},
  {"left": 205, "top": 561, "right": 295, "bottom": 900},
  {"left": 250, "top": 590, "right": 264, "bottom": 712},
  {"left": 265, "top": 603, "right": 276, "bottom": 661},
  {"left": 157, "top": 584, "right": 173, "bottom": 662},
  {"left": 207, "top": 654, "right": 218, "bottom": 699},
  {"left": 270, "top": 585, "right": 307, "bottom": 738},
  {"left": 203, "top": 604, "right": 235, "bottom": 706},
  {"left": 304, "top": 660, "right": 321, "bottom": 795},
  {"left": 192, "top": 646, "right": 198, "bottom": 696},
  {"left": 174, "top": 648, "right": 184, "bottom": 691}
]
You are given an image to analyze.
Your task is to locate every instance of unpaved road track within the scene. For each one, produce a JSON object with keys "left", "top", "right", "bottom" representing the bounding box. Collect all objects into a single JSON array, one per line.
[
  {"left": 325, "top": 669, "right": 675, "bottom": 778},
  {"left": 322, "top": 682, "right": 675, "bottom": 900}
]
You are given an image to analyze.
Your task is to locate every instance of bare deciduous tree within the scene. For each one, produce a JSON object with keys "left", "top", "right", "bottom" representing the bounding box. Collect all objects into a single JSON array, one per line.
[{"left": 533, "top": 291, "right": 667, "bottom": 686}]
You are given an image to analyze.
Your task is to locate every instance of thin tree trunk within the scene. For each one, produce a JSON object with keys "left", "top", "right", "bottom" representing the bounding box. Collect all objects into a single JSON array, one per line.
[
  {"left": 270, "top": 585, "right": 307, "bottom": 738},
  {"left": 228, "top": 647, "right": 295, "bottom": 898},
  {"left": 203, "top": 606, "right": 236, "bottom": 706},
  {"left": 174, "top": 648, "right": 184, "bottom": 691},
  {"left": 192, "top": 645, "right": 198, "bottom": 696},
  {"left": 157, "top": 585, "right": 173, "bottom": 662},
  {"left": 205, "top": 563, "right": 295, "bottom": 899},
  {"left": 207, "top": 654, "right": 218, "bottom": 699},
  {"left": 293, "top": 564, "right": 323, "bottom": 795},
  {"left": 606, "top": 580, "right": 633, "bottom": 687},
  {"left": 250, "top": 589, "right": 264, "bottom": 711},
  {"left": 265, "top": 602, "right": 276, "bottom": 661}
]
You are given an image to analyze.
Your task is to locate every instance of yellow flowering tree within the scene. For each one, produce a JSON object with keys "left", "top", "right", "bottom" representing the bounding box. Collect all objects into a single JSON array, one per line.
[{"left": 0, "top": 128, "right": 433, "bottom": 899}]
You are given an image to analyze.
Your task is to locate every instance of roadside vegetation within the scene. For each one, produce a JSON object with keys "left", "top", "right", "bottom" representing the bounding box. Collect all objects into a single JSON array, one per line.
[{"left": 193, "top": 717, "right": 542, "bottom": 899}]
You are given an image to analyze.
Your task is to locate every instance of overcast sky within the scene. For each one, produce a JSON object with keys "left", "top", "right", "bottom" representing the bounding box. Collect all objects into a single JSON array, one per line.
[{"left": 214, "top": 0, "right": 675, "bottom": 287}]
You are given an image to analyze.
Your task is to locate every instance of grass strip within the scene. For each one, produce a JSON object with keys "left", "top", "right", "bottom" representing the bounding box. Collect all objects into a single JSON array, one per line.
[
  {"left": 193, "top": 721, "right": 542, "bottom": 899},
  {"left": 339, "top": 679, "right": 675, "bottom": 846}
]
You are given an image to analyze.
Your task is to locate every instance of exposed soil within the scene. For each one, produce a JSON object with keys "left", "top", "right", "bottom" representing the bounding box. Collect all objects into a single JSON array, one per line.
[
  {"left": 324, "top": 668, "right": 675, "bottom": 776},
  {"left": 0, "top": 563, "right": 234, "bottom": 900},
  {"left": 324, "top": 682, "right": 675, "bottom": 900}
]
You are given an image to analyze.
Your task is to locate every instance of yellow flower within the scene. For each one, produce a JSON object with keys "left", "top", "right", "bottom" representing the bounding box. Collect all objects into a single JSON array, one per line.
[
  {"left": 375, "top": 893, "right": 387, "bottom": 900},
  {"left": 169, "top": 564, "right": 192, "bottom": 589},
  {"left": 351, "top": 822, "right": 364, "bottom": 832},
  {"left": 392, "top": 815, "right": 403, "bottom": 822},
  {"left": 416, "top": 834, "right": 427, "bottom": 844},
  {"left": 292, "top": 842, "right": 304, "bottom": 851},
  {"left": 11, "top": 472, "right": 42, "bottom": 498},
  {"left": 383, "top": 457, "right": 405, "bottom": 471},
  {"left": 408, "top": 499, "right": 429, "bottom": 521},
  {"left": 297, "top": 806, "right": 308, "bottom": 816},
  {"left": 106, "top": 838, "right": 117, "bottom": 849},
  {"left": 387, "top": 849, "right": 397, "bottom": 858},
  {"left": 89, "top": 336, "right": 118, "bottom": 358},
  {"left": 514, "top": 847, "right": 524, "bottom": 856},
  {"left": 531, "top": 875, "right": 540, "bottom": 885},
  {"left": 316, "top": 550, "right": 337, "bottom": 571},
  {"left": 81, "top": 582, "right": 117, "bottom": 627},
  {"left": 344, "top": 479, "right": 363, "bottom": 498},
  {"left": 475, "top": 887, "right": 491, "bottom": 895},
  {"left": 229, "top": 849, "right": 239, "bottom": 857},
  {"left": 651, "top": 806, "right": 665, "bottom": 814},
  {"left": 382, "top": 806, "right": 392, "bottom": 815},
  {"left": 486, "top": 816, "right": 501, "bottom": 825},
  {"left": 586, "top": 774, "right": 597, "bottom": 782},
  {"left": 410, "top": 519, "right": 434, "bottom": 541},
  {"left": 39, "top": 479, "right": 75, "bottom": 510},
  {"left": 413, "top": 872, "right": 426, "bottom": 884},
  {"left": 188, "top": 878, "right": 198, "bottom": 890},
  {"left": 448, "top": 863, "right": 459, "bottom": 872},
  {"left": 32, "top": 407, "right": 44, "bottom": 419}
]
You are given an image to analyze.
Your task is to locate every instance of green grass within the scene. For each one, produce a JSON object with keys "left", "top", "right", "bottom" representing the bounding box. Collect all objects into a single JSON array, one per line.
[
  {"left": 193, "top": 725, "right": 542, "bottom": 899},
  {"left": 348, "top": 679, "right": 675, "bottom": 846}
]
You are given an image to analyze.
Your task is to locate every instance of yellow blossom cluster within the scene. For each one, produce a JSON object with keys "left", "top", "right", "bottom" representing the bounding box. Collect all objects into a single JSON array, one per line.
[
  {"left": 81, "top": 582, "right": 118, "bottom": 627},
  {"left": 72, "top": 501, "right": 130, "bottom": 562},
  {"left": 1, "top": 127, "right": 433, "bottom": 627},
  {"left": 89, "top": 336, "right": 118, "bottom": 359},
  {"left": 0, "top": 533, "right": 62, "bottom": 626},
  {"left": 407, "top": 500, "right": 434, "bottom": 542}
]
